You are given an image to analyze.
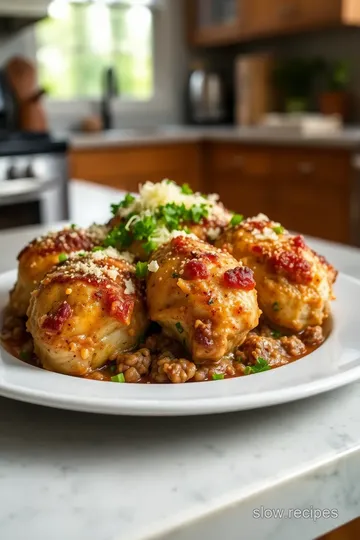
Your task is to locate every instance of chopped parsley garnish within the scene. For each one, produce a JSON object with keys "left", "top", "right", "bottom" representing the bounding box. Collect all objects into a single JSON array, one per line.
[
  {"left": 58, "top": 253, "right": 67, "bottom": 263},
  {"left": 230, "top": 214, "right": 244, "bottom": 227},
  {"left": 104, "top": 223, "right": 132, "bottom": 249},
  {"left": 172, "top": 272, "right": 180, "bottom": 278},
  {"left": 208, "top": 298, "right": 215, "bottom": 305},
  {"left": 92, "top": 246, "right": 104, "bottom": 252},
  {"left": 271, "top": 330, "right": 282, "bottom": 339},
  {"left": 105, "top": 197, "right": 209, "bottom": 254},
  {"left": 143, "top": 240, "right": 158, "bottom": 254},
  {"left": 175, "top": 322, "right": 184, "bottom": 334},
  {"left": 78, "top": 252, "right": 86, "bottom": 257},
  {"left": 111, "top": 193, "right": 135, "bottom": 215},
  {"left": 272, "top": 302, "right": 280, "bottom": 312},
  {"left": 273, "top": 225, "right": 284, "bottom": 235},
  {"left": 70, "top": 223, "right": 76, "bottom": 229},
  {"left": 212, "top": 373, "right": 225, "bottom": 380},
  {"left": 244, "top": 357, "right": 270, "bottom": 375},
  {"left": 111, "top": 373, "right": 125, "bottom": 383},
  {"left": 136, "top": 261, "right": 148, "bottom": 279},
  {"left": 181, "top": 183, "right": 193, "bottom": 195},
  {"left": 19, "top": 350, "right": 30, "bottom": 361}
]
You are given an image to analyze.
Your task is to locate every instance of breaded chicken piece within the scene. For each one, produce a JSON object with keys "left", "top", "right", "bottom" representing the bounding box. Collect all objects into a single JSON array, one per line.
[
  {"left": 26, "top": 248, "right": 148, "bottom": 376},
  {"left": 9, "top": 225, "right": 107, "bottom": 317},
  {"left": 147, "top": 235, "right": 260, "bottom": 364},
  {"left": 216, "top": 214, "right": 337, "bottom": 331}
]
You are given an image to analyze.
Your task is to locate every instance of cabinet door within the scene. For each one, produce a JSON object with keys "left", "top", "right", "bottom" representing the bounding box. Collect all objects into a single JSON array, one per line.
[
  {"left": 187, "top": 0, "right": 243, "bottom": 46},
  {"left": 69, "top": 143, "right": 203, "bottom": 193},
  {"left": 206, "top": 143, "right": 274, "bottom": 217},
  {"left": 271, "top": 148, "right": 350, "bottom": 243},
  {"left": 245, "top": 0, "right": 341, "bottom": 38}
]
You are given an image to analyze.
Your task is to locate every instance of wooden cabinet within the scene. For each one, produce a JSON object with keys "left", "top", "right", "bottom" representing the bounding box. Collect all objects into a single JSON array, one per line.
[
  {"left": 187, "top": 0, "right": 243, "bottom": 46},
  {"left": 206, "top": 143, "right": 275, "bottom": 217},
  {"left": 271, "top": 148, "right": 351, "bottom": 243},
  {"left": 69, "top": 143, "right": 203, "bottom": 193},
  {"left": 187, "top": 0, "right": 360, "bottom": 46},
  {"left": 206, "top": 142, "right": 353, "bottom": 244},
  {"left": 71, "top": 139, "right": 355, "bottom": 245},
  {"left": 244, "top": 0, "right": 341, "bottom": 38}
]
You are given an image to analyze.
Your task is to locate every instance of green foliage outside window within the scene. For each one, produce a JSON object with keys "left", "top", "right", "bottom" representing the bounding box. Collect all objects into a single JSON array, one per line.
[{"left": 36, "top": 3, "right": 153, "bottom": 100}]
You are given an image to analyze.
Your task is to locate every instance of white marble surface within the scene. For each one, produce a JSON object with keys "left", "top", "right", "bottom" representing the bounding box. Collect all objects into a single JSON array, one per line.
[
  {"left": 70, "top": 125, "right": 360, "bottom": 150},
  {"left": 1, "top": 181, "right": 360, "bottom": 540}
]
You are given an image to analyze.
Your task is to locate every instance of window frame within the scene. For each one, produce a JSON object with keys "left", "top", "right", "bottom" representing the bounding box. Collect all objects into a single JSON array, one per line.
[{"left": 40, "top": 1, "right": 177, "bottom": 122}]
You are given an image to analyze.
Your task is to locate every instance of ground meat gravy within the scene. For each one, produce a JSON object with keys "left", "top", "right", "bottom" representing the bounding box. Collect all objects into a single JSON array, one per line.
[{"left": 1, "top": 309, "right": 330, "bottom": 384}]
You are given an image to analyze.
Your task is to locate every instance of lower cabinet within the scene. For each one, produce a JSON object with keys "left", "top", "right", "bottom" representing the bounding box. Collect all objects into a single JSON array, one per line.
[
  {"left": 69, "top": 143, "right": 204, "bottom": 193},
  {"left": 206, "top": 142, "right": 353, "bottom": 244},
  {"left": 70, "top": 139, "right": 354, "bottom": 245}
]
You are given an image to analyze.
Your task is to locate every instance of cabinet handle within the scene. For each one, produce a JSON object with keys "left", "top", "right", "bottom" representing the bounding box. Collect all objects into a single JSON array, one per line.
[
  {"left": 297, "top": 162, "right": 314, "bottom": 174},
  {"left": 232, "top": 155, "right": 244, "bottom": 168}
]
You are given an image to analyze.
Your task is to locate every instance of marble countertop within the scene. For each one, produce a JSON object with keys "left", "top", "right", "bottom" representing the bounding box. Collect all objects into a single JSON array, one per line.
[
  {"left": 70, "top": 125, "right": 360, "bottom": 150},
  {"left": 1, "top": 181, "right": 360, "bottom": 540}
]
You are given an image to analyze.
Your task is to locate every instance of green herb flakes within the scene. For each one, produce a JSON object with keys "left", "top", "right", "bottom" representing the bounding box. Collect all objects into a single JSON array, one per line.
[
  {"left": 230, "top": 214, "right": 244, "bottom": 227},
  {"left": 58, "top": 253, "right": 67, "bottom": 263},
  {"left": 212, "top": 373, "right": 225, "bottom": 380},
  {"left": 111, "top": 193, "right": 135, "bottom": 215},
  {"left": 175, "top": 322, "right": 184, "bottom": 334},
  {"left": 272, "top": 302, "right": 280, "bottom": 312},
  {"left": 273, "top": 225, "right": 284, "bottom": 235},
  {"left": 245, "top": 357, "right": 270, "bottom": 375},
  {"left": 181, "top": 183, "right": 193, "bottom": 195},
  {"left": 136, "top": 261, "right": 148, "bottom": 279},
  {"left": 111, "top": 373, "right": 125, "bottom": 383}
]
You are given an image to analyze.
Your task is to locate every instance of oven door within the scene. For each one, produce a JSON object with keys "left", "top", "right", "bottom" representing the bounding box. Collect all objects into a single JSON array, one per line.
[{"left": 0, "top": 176, "right": 68, "bottom": 230}]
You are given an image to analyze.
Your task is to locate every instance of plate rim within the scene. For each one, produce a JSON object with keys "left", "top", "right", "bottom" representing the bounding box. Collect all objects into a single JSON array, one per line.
[{"left": 1, "top": 268, "right": 360, "bottom": 416}]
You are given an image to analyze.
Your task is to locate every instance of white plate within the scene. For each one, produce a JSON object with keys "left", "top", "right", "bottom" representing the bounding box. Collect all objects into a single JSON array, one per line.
[{"left": 1, "top": 269, "right": 360, "bottom": 416}]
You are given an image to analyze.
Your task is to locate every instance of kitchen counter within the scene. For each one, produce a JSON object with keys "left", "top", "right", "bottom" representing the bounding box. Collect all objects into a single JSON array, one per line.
[
  {"left": 70, "top": 125, "right": 360, "bottom": 150},
  {"left": 1, "top": 181, "right": 360, "bottom": 540}
]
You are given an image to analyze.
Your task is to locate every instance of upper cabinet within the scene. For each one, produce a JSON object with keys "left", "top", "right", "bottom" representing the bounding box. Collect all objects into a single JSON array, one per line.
[
  {"left": 187, "top": 0, "right": 360, "bottom": 47},
  {"left": 187, "top": 0, "right": 243, "bottom": 46}
]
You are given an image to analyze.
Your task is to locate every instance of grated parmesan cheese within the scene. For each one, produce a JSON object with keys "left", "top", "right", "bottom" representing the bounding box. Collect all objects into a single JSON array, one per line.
[
  {"left": 124, "top": 279, "right": 135, "bottom": 295},
  {"left": 206, "top": 226, "right": 221, "bottom": 241},
  {"left": 116, "top": 179, "right": 222, "bottom": 220},
  {"left": 148, "top": 260, "right": 159, "bottom": 273}
]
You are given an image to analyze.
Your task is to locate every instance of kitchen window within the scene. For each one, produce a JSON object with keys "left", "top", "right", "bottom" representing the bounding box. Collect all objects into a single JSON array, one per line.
[{"left": 35, "top": 1, "right": 154, "bottom": 101}]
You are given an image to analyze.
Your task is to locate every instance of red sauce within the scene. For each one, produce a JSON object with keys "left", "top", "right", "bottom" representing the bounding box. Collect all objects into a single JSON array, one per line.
[
  {"left": 107, "top": 294, "right": 134, "bottom": 324},
  {"left": 42, "top": 301, "right": 72, "bottom": 333},
  {"left": 46, "top": 274, "right": 135, "bottom": 324},
  {"left": 183, "top": 259, "right": 210, "bottom": 280},
  {"left": 171, "top": 236, "right": 189, "bottom": 254},
  {"left": 202, "top": 252, "right": 218, "bottom": 263},
  {"left": 268, "top": 250, "right": 312, "bottom": 285},
  {"left": 223, "top": 266, "right": 255, "bottom": 290},
  {"left": 292, "top": 235, "right": 306, "bottom": 250},
  {"left": 246, "top": 220, "right": 269, "bottom": 232}
]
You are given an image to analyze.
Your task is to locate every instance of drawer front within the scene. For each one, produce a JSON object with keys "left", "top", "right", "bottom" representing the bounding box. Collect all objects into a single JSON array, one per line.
[
  {"left": 209, "top": 143, "right": 272, "bottom": 176},
  {"left": 272, "top": 149, "right": 350, "bottom": 187},
  {"left": 70, "top": 143, "right": 203, "bottom": 191}
]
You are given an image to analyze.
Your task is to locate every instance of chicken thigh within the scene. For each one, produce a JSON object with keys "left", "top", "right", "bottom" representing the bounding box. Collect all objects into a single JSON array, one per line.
[
  {"left": 26, "top": 248, "right": 148, "bottom": 376},
  {"left": 147, "top": 235, "right": 260, "bottom": 363},
  {"left": 10, "top": 225, "right": 106, "bottom": 317},
  {"left": 216, "top": 214, "right": 337, "bottom": 331}
]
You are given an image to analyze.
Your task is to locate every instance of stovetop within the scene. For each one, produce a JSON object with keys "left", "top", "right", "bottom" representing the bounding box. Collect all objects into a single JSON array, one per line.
[{"left": 0, "top": 131, "right": 68, "bottom": 156}]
